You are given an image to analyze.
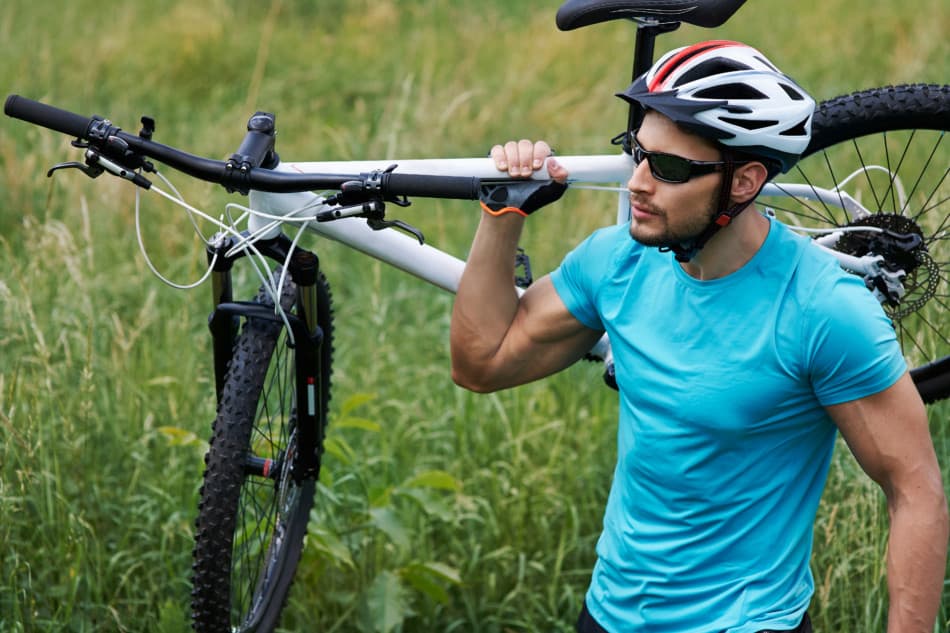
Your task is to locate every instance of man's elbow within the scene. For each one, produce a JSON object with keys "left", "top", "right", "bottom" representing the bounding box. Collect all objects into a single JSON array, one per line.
[
  {"left": 921, "top": 468, "right": 948, "bottom": 522},
  {"left": 935, "top": 487, "right": 950, "bottom": 535},
  {"left": 893, "top": 469, "right": 950, "bottom": 534},
  {"left": 451, "top": 364, "right": 499, "bottom": 394},
  {"left": 926, "top": 486, "right": 949, "bottom": 554}
]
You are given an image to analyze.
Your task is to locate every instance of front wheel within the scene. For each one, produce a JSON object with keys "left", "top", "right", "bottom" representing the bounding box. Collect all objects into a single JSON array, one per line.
[
  {"left": 191, "top": 272, "right": 334, "bottom": 632},
  {"left": 760, "top": 84, "right": 949, "bottom": 403}
]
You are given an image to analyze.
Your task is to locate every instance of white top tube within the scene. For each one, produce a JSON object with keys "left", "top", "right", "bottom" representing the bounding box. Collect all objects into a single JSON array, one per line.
[
  {"left": 249, "top": 154, "right": 637, "bottom": 293},
  {"left": 279, "top": 153, "right": 636, "bottom": 182}
]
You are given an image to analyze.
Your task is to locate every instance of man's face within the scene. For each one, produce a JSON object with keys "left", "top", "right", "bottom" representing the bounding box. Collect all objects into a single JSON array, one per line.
[{"left": 626, "top": 111, "right": 724, "bottom": 248}]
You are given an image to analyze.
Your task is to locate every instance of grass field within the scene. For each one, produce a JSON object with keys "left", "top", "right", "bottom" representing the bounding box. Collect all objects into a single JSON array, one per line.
[{"left": 1, "top": 1, "right": 947, "bottom": 631}]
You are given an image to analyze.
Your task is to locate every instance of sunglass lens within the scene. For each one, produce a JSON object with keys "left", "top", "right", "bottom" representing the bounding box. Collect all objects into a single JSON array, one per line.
[
  {"left": 631, "top": 135, "right": 691, "bottom": 183},
  {"left": 649, "top": 153, "right": 690, "bottom": 183}
]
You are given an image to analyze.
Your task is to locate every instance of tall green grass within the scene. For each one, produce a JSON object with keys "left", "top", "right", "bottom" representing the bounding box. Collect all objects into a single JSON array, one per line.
[{"left": 1, "top": 1, "right": 947, "bottom": 631}]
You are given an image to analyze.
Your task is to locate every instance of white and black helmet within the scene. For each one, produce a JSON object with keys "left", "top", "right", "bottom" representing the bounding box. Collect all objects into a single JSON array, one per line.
[{"left": 618, "top": 40, "right": 816, "bottom": 174}]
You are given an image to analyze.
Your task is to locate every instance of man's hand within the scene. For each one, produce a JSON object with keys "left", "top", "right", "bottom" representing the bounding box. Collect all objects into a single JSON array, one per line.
[
  {"left": 479, "top": 139, "right": 569, "bottom": 217},
  {"left": 489, "top": 139, "right": 567, "bottom": 180}
]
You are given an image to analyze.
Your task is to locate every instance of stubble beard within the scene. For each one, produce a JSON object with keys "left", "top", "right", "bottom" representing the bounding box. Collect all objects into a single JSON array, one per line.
[{"left": 628, "top": 189, "right": 721, "bottom": 249}]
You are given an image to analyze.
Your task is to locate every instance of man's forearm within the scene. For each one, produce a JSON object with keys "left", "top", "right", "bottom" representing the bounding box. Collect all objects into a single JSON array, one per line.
[
  {"left": 450, "top": 212, "right": 525, "bottom": 387},
  {"left": 885, "top": 489, "right": 949, "bottom": 631}
]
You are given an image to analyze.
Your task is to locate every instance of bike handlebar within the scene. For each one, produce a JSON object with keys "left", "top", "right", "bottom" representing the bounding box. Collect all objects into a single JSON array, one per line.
[
  {"left": 5, "top": 95, "right": 92, "bottom": 138},
  {"left": 4, "top": 94, "right": 482, "bottom": 200}
]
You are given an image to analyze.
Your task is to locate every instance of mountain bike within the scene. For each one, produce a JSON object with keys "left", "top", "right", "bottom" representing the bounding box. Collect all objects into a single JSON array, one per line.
[{"left": 5, "top": 0, "right": 948, "bottom": 630}]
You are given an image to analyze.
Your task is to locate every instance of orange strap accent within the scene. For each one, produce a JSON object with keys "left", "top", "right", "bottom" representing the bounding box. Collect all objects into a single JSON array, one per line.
[{"left": 480, "top": 201, "right": 528, "bottom": 218}]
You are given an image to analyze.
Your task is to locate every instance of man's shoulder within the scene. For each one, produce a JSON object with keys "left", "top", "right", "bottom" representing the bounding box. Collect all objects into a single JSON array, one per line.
[
  {"left": 750, "top": 219, "right": 885, "bottom": 343},
  {"left": 767, "top": 219, "right": 848, "bottom": 293}
]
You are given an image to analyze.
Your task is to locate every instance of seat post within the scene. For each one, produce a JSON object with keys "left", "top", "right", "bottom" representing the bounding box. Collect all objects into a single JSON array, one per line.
[{"left": 625, "top": 20, "right": 681, "bottom": 149}]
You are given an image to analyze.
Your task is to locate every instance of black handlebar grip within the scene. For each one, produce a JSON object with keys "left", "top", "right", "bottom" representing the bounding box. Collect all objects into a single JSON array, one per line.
[
  {"left": 4, "top": 95, "right": 94, "bottom": 139},
  {"left": 385, "top": 172, "right": 480, "bottom": 200}
]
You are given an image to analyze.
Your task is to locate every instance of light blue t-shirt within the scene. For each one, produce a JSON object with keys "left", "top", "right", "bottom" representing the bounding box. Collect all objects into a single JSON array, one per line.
[{"left": 550, "top": 216, "right": 905, "bottom": 632}]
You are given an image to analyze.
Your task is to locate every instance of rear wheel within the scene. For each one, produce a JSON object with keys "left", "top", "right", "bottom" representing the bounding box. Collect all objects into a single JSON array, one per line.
[
  {"left": 760, "top": 84, "right": 949, "bottom": 403},
  {"left": 191, "top": 272, "right": 334, "bottom": 631}
]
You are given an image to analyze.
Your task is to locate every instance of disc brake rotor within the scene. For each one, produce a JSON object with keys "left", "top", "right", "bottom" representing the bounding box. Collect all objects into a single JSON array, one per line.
[{"left": 835, "top": 213, "right": 938, "bottom": 319}]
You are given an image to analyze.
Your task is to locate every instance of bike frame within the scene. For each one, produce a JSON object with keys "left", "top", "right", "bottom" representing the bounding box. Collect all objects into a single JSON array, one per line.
[{"left": 245, "top": 155, "right": 884, "bottom": 302}]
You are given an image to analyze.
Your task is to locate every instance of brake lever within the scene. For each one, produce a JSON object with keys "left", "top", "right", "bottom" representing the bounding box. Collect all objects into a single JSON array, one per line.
[
  {"left": 366, "top": 217, "right": 425, "bottom": 245},
  {"left": 47, "top": 159, "right": 104, "bottom": 179},
  {"left": 316, "top": 198, "right": 425, "bottom": 244},
  {"left": 47, "top": 148, "right": 152, "bottom": 189}
]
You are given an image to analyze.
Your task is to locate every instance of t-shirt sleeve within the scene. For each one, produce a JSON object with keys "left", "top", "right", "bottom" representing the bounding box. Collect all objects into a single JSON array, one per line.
[
  {"left": 804, "top": 271, "right": 907, "bottom": 406},
  {"left": 549, "top": 227, "right": 619, "bottom": 332}
]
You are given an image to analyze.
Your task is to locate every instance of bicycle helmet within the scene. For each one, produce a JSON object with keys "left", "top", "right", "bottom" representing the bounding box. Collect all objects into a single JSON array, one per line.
[
  {"left": 617, "top": 40, "right": 816, "bottom": 261},
  {"left": 618, "top": 40, "right": 815, "bottom": 175}
]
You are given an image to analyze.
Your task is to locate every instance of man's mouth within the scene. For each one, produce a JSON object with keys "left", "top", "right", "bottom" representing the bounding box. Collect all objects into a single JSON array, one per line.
[{"left": 630, "top": 198, "right": 660, "bottom": 218}]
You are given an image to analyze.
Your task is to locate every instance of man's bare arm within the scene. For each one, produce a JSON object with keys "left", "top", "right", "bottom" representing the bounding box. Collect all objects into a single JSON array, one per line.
[
  {"left": 827, "top": 373, "right": 949, "bottom": 632},
  {"left": 450, "top": 143, "right": 603, "bottom": 393}
]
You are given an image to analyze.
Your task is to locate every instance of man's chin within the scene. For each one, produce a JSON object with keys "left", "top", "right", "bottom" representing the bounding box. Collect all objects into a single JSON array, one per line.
[{"left": 628, "top": 226, "right": 670, "bottom": 248}]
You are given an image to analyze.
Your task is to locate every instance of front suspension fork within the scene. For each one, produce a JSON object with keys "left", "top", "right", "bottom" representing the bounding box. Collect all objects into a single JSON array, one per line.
[{"left": 206, "top": 234, "right": 327, "bottom": 480}]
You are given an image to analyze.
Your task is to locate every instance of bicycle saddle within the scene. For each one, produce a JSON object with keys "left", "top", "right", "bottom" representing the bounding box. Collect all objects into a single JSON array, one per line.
[{"left": 556, "top": 0, "right": 747, "bottom": 30}]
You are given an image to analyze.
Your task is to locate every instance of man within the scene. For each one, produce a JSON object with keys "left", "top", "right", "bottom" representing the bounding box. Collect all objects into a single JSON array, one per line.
[{"left": 450, "top": 41, "right": 947, "bottom": 632}]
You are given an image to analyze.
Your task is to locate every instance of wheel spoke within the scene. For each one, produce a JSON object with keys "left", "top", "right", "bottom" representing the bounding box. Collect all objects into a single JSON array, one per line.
[
  {"left": 905, "top": 134, "right": 946, "bottom": 221},
  {"left": 767, "top": 181, "right": 841, "bottom": 226}
]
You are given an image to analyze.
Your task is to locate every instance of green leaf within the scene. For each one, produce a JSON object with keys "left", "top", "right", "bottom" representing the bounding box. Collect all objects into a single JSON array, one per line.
[
  {"left": 400, "top": 565, "right": 449, "bottom": 604},
  {"left": 307, "top": 525, "right": 354, "bottom": 570},
  {"left": 394, "top": 488, "right": 454, "bottom": 522},
  {"left": 340, "top": 392, "right": 377, "bottom": 416},
  {"left": 370, "top": 485, "right": 395, "bottom": 508},
  {"left": 363, "top": 570, "right": 410, "bottom": 633},
  {"left": 369, "top": 507, "right": 410, "bottom": 550},
  {"left": 399, "top": 561, "right": 462, "bottom": 604},
  {"left": 333, "top": 416, "right": 382, "bottom": 432},
  {"left": 416, "top": 561, "right": 461, "bottom": 585},
  {"left": 145, "top": 376, "right": 178, "bottom": 386},
  {"left": 322, "top": 436, "right": 355, "bottom": 465},
  {"left": 156, "top": 426, "right": 203, "bottom": 447},
  {"left": 401, "top": 469, "right": 460, "bottom": 491}
]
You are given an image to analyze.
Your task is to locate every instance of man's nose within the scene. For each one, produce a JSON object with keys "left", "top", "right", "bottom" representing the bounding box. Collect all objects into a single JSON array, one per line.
[{"left": 628, "top": 158, "right": 654, "bottom": 192}]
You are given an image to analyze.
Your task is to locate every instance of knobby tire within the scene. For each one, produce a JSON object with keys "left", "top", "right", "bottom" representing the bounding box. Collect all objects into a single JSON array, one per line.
[{"left": 191, "top": 272, "right": 333, "bottom": 632}]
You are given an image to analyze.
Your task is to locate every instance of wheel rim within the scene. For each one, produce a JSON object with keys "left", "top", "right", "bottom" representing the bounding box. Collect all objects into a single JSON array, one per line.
[{"left": 231, "top": 331, "right": 303, "bottom": 630}]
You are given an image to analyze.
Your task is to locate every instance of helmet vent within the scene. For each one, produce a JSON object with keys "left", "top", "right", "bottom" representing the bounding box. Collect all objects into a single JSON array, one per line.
[
  {"left": 779, "top": 118, "right": 811, "bottom": 137},
  {"left": 753, "top": 55, "right": 779, "bottom": 71},
  {"left": 673, "top": 59, "right": 752, "bottom": 87},
  {"left": 719, "top": 116, "right": 778, "bottom": 130},
  {"left": 694, "top": 83, "right": 768, "bottom": 100},
  {"left": 780, "top": 83, "right": 806, "bottom": 101}
]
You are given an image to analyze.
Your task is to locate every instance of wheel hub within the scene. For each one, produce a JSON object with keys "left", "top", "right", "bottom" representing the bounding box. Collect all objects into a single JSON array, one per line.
[{"left": 836, "top": 213, "right": 938, "bottom": 318}]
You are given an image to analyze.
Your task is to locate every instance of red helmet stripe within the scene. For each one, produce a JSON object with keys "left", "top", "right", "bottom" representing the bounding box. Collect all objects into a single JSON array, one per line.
[{"left": 648, "top": 40, "right": 745, "bottom": 92}]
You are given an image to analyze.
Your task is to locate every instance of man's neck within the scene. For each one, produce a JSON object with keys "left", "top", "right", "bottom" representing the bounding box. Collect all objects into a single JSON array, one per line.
[{"left": 679, "top": 208, "right": 770, "bottom": 281}]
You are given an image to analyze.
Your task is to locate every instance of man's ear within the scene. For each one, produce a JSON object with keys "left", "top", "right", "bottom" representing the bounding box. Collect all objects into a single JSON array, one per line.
[{"left": 731, "top": 161, "right": 769, "bottom": 203}]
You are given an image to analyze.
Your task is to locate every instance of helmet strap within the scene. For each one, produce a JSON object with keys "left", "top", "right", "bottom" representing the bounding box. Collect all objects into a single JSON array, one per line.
[{"left": 663, "top": 155, "right": 761, "bottom": 263}]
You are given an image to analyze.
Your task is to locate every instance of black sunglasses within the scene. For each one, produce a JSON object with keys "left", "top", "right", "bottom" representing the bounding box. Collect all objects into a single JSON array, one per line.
[{"left": 630, "top": 132, "right": 731, "bottom": 184}]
